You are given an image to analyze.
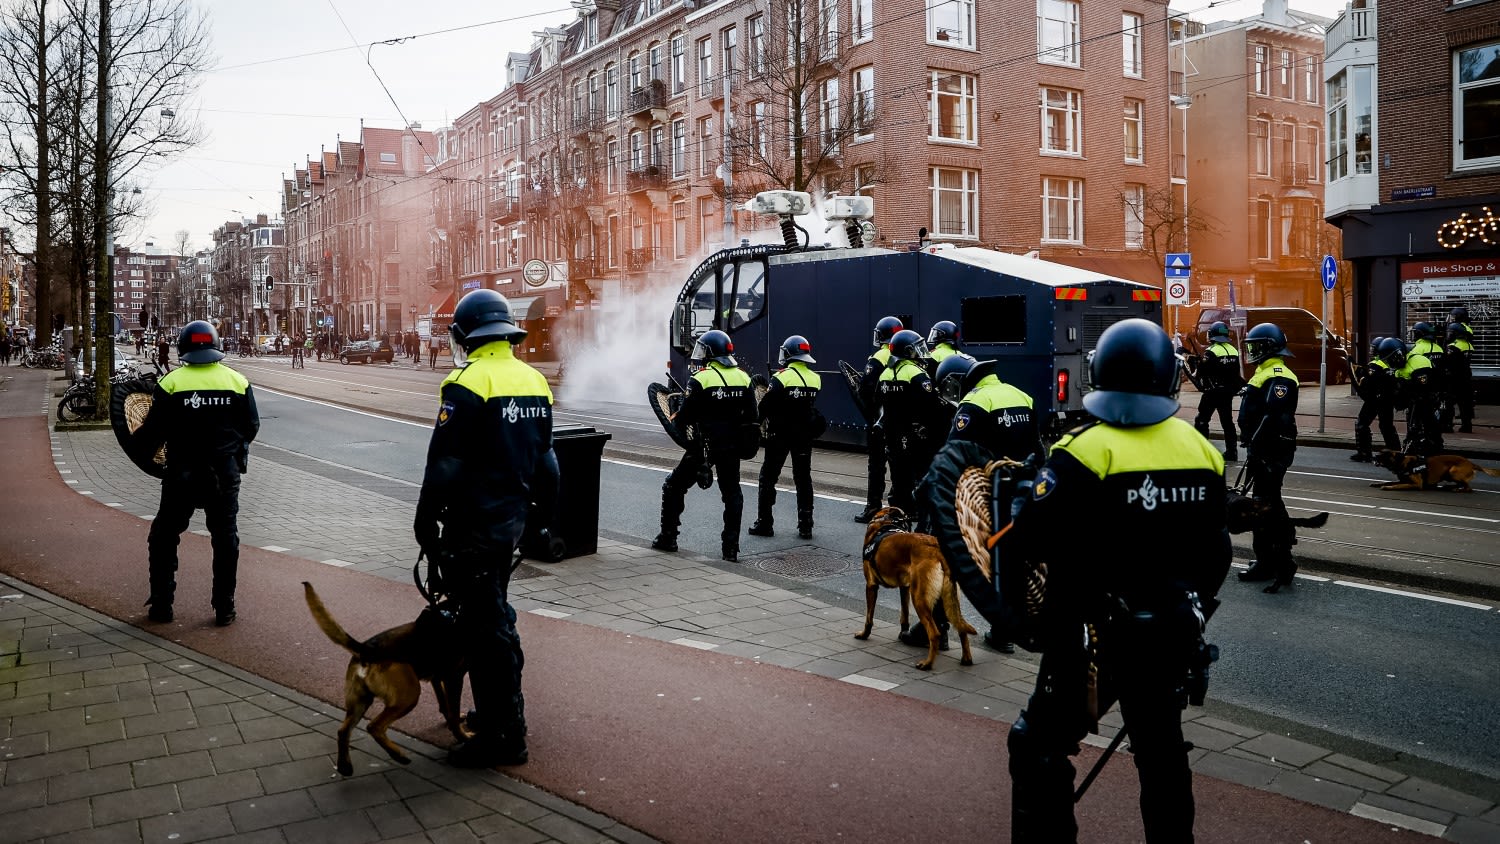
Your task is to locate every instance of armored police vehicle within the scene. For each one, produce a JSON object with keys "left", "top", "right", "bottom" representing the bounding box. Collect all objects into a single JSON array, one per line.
[{"left": 665, "top": 191, "right": 1167, "bottom": 446}]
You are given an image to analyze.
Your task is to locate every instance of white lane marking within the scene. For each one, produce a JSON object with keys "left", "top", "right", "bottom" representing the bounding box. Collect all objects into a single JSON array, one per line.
[
  {"left": 671, "top": 637, "right": 721, "bottom": 650},
  {"left": 321, "top": 559, "right": 354, "bottom": 568},
  {"left": 1350, "top": 802, "right": 1447, "bottom": 837},
  {"left": 1375, "top": 506, "right": 1497, "bottom": 523},
  {"left": 232, "top": 364, "right": 439, "bottom": 400},
  {"left": 105, "top": 503, "right": 123, "bottom": 508},
  {"left": 65, "top": 479, "right": 77, "bottom": 484},
  {"left": 57, "top": 469, "right": 70, "bottom": 474},
  {"left": 255, "top": 386, "right": 432, "bottom": 428},
  {"left": 1293, "top": 467, "right": 1500, "bottom": 495},
  {"left": 262, "top": 545, "right": 290, "bottom": 553},
  {"left": 840, "top": 673, "right": 899, "bottom": 691},
  {"left": 1287, "top": 506, "right": 1500, "bottom": 537},
  {"left": 252, "top": 440, "right": 421, "bottom": 487},
  {"left": 1333, "top": 581, "right": 1492, "bottom": 611},
  {"left": 1285, "top": 495, "right": 1376, "bottom": 509},
  {"left": 530, "top": 608, "right": 572, "bottom": 619}
]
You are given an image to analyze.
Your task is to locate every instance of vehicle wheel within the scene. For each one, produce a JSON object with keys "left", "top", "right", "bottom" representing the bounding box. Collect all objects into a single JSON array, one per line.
[
  {"left": 57, "top": 392, "right": 94, "bottom": 422},
  {"left": 364, "top": 355, "right": 372, "bottom": 364},
  {"left": 340, "top": 355, "right": 349, "bottom": 365}
]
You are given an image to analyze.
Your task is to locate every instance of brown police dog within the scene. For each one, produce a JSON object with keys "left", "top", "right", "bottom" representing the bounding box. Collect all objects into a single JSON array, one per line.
[
  {"left": 303, "top": 582, "right": 470, "bottom": 775},
  {"left": 854, "top": 507, "right": 975, "bottom": 670},
  {"left": 1373, "top": 449, "right": 1500, "bottom": 493}
]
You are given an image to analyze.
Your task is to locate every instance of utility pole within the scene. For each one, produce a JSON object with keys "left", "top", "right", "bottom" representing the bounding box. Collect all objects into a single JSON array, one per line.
[{"left": 92, "top": 0, "right": 112, "bottom": 417}]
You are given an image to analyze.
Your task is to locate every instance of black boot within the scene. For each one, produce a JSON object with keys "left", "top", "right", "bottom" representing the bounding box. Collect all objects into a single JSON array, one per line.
[
  {"left": 145, "top": 596, "right": 173, "bottom": 623},
  {"left": 748, "top": 519, "right": 774, "bottom": 537},
  {"left": 1350, "top": 428, "right": 1373, "bottom": 462},
  {"left": 853, "top": 505, "right": 880, "bottom": 524},
  {"left": 984, "top": 629, "right": 1015, "bottom": 654},
  {"left": 899, "top": 604, "right": 950, "bottom": 651},
  {"left": 721, "top": 544, "right": 738, "bottom": 563},
  {"left": 651, "top": 534, "right": 679, "bottom": 552},
  {"left": 655, "top": 480, "right": 685, "bottom": 552},
  {"left": 1238, "top": 561, "right": 1275, "bottom": 582},
  {"left": 797, "top": 511, "right": 813, "bottom": 540}
]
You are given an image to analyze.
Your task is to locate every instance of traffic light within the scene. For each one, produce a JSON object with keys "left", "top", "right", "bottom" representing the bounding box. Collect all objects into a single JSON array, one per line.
[
  {"left": 265, "top": 275, "right": 274, "bottom": 292},
  {"left": 138, "top": 308, "right": 148, "bottom": 328}
]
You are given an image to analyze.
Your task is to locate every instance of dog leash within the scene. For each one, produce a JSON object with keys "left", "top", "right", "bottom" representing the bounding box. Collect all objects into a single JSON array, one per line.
[{"left": 1074, "top": 727, "right": 1128, "bottom": 803}]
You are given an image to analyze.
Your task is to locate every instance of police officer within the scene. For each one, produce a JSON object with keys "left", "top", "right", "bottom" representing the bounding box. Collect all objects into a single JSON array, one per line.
[
  {"left": 926, "top": 352, "right": 1044, "bottom": 655},
  {"left": 415, "top": 289, "right": 557, "bottom": 768},
  {"left": 1004, "top": 319, "right": 1229, "bottom": 842},
  {"left": 652, "top": 329, "right": 758, "bottom": 562},
  {"left": 138, "top": 320, "right": 259, "bottom": 626},
  {"left": 855, "top": 316, "right": 903, "bottom": 523},
  {"left": 1237, "top": 323, "right": 1299, "bottom": 590},
  {"left": 879, "top": 329, "right": 950, "bottom": 515},
  {"left": 1446, "top": 321, "right": 1476, "bottom": 433},
  {"left": 927, "top": 320, "right": 961, "bottom": 364},
  {"left": 1409, "top": 322, "right": 1447, "bottom": 432},
  {"left": 1397, "top": 335, "right": 1443, "bottom": 456},
  {"left": 1192, "top": 321, "right": 1244, "bottom": 461},
  {"left": 749, "top": 335, "right": 823, "bottom": 540},
  {"left": 1350, "top": 337, "right": 1405, "bottom": 462}
]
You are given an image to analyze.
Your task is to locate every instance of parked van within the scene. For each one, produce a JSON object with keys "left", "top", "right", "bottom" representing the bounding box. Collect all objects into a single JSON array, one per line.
[{"left": 1192, "top": 307, "right": 1351, "bottom": 384}]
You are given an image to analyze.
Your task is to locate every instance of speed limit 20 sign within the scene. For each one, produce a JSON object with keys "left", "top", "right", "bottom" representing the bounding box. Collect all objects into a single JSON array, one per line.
[{"left": 1166, "top": 280, "right": 1189, "bottom": 305}]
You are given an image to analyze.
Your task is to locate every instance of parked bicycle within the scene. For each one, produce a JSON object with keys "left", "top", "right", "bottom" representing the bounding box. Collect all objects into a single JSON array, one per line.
[
  {"left": 290, "top": 343, "right": 305, "bottom": 369},
  {"left": 56, "top": 363, "right": 156, "bottom": 422}
]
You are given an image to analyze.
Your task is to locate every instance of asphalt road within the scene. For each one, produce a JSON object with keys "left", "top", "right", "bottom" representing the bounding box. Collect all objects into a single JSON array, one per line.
[{"left": 233, "top": 357, "right": 1500, "bottom": 784}]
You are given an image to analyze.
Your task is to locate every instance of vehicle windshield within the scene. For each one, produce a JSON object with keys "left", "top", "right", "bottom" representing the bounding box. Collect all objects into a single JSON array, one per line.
[{"left": 672, "top": 257, "right": 766, "bottom": 353}]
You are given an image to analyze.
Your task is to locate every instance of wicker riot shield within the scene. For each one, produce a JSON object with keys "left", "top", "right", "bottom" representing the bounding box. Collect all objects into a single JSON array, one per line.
[{"left": 110, "top": 378, "right": 167, "bottom": 479}]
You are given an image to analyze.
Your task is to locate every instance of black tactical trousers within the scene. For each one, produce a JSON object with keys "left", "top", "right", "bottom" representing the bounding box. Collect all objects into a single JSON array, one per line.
[
  {"left": 1353, "top": 398, "right": 1399, "bottom": 455},
  {"left": 1009, "top": 624, "right": 1194, "bottom": 843},
  {"left": 1192, "top": 389, "right": 1237, "bottom": 454},
  {"left": 887, "top": 436, "right": 938, "bottom": 516},
  {"left": 1405, "top": 396, "right": 1444, "bottom": 456},
  {"left": 661, "top": 447, "right": 743, "bottom": 550},
  {"left": 864, "top": 423, "right": 887, "bottom": 511},
  {"left": 147, "top": 468, "right": 241, "bottom": 611},
  {"left": 1247, "top": 456, "right": 1295, "bottom": 579},
  {"left": 451, "top": 546, "right": 526, "bottom": 742},
  {"left": 1446, "top": 368, "right": 1474, "bottom": 431},
  {"left": 757, "top": 436, "right": 813, "bottom": 529}
]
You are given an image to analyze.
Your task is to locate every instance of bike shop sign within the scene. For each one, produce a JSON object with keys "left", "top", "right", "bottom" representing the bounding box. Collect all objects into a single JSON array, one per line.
[{"left": 1399, "top": 258, "right": 1500, "bottom": 301}]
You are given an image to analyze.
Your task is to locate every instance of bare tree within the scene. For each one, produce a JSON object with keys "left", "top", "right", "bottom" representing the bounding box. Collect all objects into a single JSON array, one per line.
[{"left": 1122, "top": 186, "right": 1219, "bottom": 275}]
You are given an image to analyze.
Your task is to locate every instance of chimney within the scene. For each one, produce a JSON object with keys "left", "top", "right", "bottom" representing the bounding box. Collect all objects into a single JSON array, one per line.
[
  {"left": 1263, "top": 0, "right": 1289, "bottom": 24},
  {"left": 256, "top": 214, "right": 268, "bottom": 226}
]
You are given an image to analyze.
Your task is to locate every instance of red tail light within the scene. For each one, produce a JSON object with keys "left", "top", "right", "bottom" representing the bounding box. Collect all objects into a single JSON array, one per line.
[{"left": 1057, "top": 369, "right": 1070, "bottom": 403}]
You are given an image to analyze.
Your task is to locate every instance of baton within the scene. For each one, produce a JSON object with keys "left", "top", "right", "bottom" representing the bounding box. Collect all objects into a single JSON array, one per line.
[{"left": 1074, "top": 728, "right": 1128, "bottom": 803}]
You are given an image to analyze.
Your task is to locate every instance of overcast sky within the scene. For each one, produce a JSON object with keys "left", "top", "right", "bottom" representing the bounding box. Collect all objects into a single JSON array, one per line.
[{"left": 130, "top": 0, "right": 1354, "bottom": 253}]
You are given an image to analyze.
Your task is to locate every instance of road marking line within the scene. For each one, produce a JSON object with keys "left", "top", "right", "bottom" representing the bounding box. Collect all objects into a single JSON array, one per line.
[
  {"left": 256, "top": 386, "right": 432, "bottom": 428},
  {"left": 840, "top": 673, "right": 899, "bottom": 692},
  {"left": 530, "top": 608, "right": 572, "bottom": 619},
  {"left": 56, "top": 469, "right": 70, "bottom": 474},
  {"left": 262, "top": 545, "right": 290, "bottom": 553},
  {"left": 1350, "top": 802, "right": 1446, "bottom": 837},
  {"left": 1375, "top": 506, "right": 1497, "bottom": 523},
  {"left": 1285, "top": 495, "right": 1375, "bottom": 509},
  {"left": 321, "top": 559, "right": 354, "bottom": 568},
  {"left": 1333, "top": 581, "right": 1492, "bottom": 610},
  {"left": 105, "top": 503, "right": 123, "bottom": 508},
  {"left": 65, "top": 479, "right": 77, "bottom": 484},
  {"left": 671, "top": 637, "right": 721, "bottom": 650}
]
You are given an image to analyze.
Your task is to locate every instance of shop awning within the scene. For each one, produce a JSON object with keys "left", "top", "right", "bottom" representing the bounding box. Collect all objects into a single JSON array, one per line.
[
  {"left": 427, "top": 290, "right": 457, "bottom": 322},
  {"left": 509, "top": 295, "right": 542, "bottom": 321}
]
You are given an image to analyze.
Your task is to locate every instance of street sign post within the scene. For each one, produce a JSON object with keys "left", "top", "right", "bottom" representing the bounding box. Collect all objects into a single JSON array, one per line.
[
  {"left": 1318, "top": 255, "right": 1338, "bottom": 432},
  {"left": 1166, "top": 279, "right": 1189, "bottom": 306},
  {"left": 1164, "top": 253, "right": 1192, "bottom": 332}
]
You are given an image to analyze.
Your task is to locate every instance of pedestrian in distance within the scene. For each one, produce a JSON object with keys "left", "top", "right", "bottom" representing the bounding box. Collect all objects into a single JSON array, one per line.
[
  {"left": 652, "top": 329, "right": 758, "bottom": 562},
  {"left": 415, "top": 289, "right": 557, "bottom": 768},
  {"left": 1003, "top": 318, "right": 1228, "bottom": 843},
  {"left": 1350, "top": 337, "right": 1405, "bottom": 462},
  {"left": 1445, "top": 319, "right": 1476, "bottom": 434},
  {"left": 1191, "top": 321, "right": 1244, "bottom": 461},
  {"left": 749, "top": 335, "right": 824, "bottom": 540},
  {"left": 854, "top": 316, "right": 902, "bottom": 523},
  {"left": 136, "top": 321, "right": 260, "bottom": 626},
  {"left": 0, "top": 334, "right": 9, "bottom": 365},
  {"left": 1236, "top": 322, "right": 1299, "bottom": 591},
  {"left": 156, "top": 333, "right": 173, "bottom": 372}
]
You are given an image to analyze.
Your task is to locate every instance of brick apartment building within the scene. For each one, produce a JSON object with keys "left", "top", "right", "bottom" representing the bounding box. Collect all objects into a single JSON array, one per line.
[
  {"left": 111, "top": 242, "right": 182, "bottom": 335},
  {"left": 420, "top": 0, "right": 1178, "bottom": 358},
  {"left": 282, "top": 124, "right": 436, "bottom": 342},
  {"left": 207, "top": 215, "right": 285, "bottom": 342},
  {"left": 1173, "top": 0, "right": 1335, "bottom": 331},
  {"left": 1326, "top": 0, "right": 1500, "bottom": 384}
]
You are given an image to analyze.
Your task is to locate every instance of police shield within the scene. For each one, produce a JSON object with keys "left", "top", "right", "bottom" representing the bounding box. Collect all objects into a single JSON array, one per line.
[
  {"left": 647, "top": 381, "right": 695, "bottom": 451},
  {"left": 110, "top": 377, "right": 167, "bottom": 478},
  {"left": 838, "top": 360, "right": 870, "bottom": 419}
]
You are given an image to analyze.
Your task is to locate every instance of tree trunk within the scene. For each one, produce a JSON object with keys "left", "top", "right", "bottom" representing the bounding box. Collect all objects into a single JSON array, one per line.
[
  {"left": 92, "top": 0, "right": 111, "bottom": 418},
  {"left": 34, "top": 0, "right": 51, "bottom": 349}
]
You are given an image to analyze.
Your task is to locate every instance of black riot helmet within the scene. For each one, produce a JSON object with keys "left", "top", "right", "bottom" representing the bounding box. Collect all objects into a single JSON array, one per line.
[
  {"left": 889, "top": 329, "right": 929, "bottom": 362},
  {"left": 177, "top": 320, "right": 224, "bottom": 364},
  {"left": 1377, "top": 336, "right": 1407, "bottom": 368},
  {"left": 1369, "top": 335, "right": 1385, "bottom": 356},
  {"left": 934, "top": 352, "right": 998, "bottom": 404},
  {"left": 1448, "top": 322, "right": 1472, "bottom": 343},
  {"left": 1409, "top": 321, "right": 1436, "bottom": 343},
  {"left": 873, "top": 315, "right": 903, "bottom": 347},
  {"left": 1207, "top": 321, "right": 1232, "bottom": 342},
  {"left": 692, "top": 329, "right": 738, "bottom": 366},
  {"left": 1243, "top": 322, "right": 1292, "bottom": 364},
  {"left": 1451, "top": 306, "right": 1470, "bottom": 323},
  {"left": 449, "top": 289, "right": 526, "bottom": 357},
  {"left": 1083, "top": 318, "right": 1181, "bottom": 426},
  {"left": 927, "top": 320, "right": 960, "bottom": 348},
  {"left": 778, "top": 334, "right": 816, "bottom": 365}
]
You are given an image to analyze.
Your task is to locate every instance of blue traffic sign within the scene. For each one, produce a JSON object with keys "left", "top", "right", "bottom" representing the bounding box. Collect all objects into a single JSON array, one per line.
[
  {"left": 1165, "top": 252, "right": 1192, "bottom": 279},
  {"left": 1321, "top": 255, "right": 1338, "bottom": 291}
]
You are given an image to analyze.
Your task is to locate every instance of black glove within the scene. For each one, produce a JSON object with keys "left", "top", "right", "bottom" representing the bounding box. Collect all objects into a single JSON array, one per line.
[{"left": 415, "top": 517, "right": 441, "bottom": 560}]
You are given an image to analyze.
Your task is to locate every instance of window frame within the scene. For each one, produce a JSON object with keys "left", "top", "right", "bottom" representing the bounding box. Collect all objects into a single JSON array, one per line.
[
  {"left": 1253, "top": 117, "right": 1271, "bottom": 177},
  {"left": 1252, "top": 45, "right": 1268, "bottom": 95},
  {"left": 1037, "top": 0, "right": 1079, "bottom": 67},
  {"left": 1042, "top": 176, "right": 1084, "bottom": 244},
  {"left": 930, "top": 71, "right": 979, "bottom": 145},
  {"left": 1454, "top": 41, "right": 1500, "bottom": 171},
  {"left": 697, "top": 37, "right": 714, "bottom": 98},
  {"left": 671, "top": 34, "right": 687, "bottom": 95},
  {"left": 1123, "top": 98, "right": 1144, "bottom": 163},
  {"left": 1040, "top": 86, "right": 1082, "bottom": 157},
  {"left": 672, "top": 118, "right": 688, "bottom": 177},
  {"left": 931, "top": 166, "right": 980, "bottom": 239},
  {"left": 852, "top": 0, "right": 873, "bottom": 43},
  {"left": 1122, "top": 13, "right": 1143, "bottom": 78},
  {"left": 853, "top": 65, "right": 875, "bottom": 139},
  {"left": 928, "top": 0, "right": 976, "bottom": 50},
  {"left": 1123, "top": 183, "right": 1145, "bottom": 249}
]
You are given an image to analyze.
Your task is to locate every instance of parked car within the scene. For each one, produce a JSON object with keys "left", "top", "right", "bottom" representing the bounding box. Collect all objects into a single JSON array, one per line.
[
  {"left": 1192, "top": 307, "right": 1352, "bottom": 384},
  {"left": 338, "top": 339, "right": 395, "bottom": 365}
]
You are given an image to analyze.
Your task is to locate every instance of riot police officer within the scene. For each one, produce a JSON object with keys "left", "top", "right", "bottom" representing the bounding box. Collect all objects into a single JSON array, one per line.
[
  {"left": 1409, "top": 322, "right": 1447, "bottom": 431},
  {"left": 1004, "top": 319, "right": 1229, "bottom": 842},
  {"left": 415, "top": 289, "right": 557, "bottom": 768},
  {"left": 878, "top": 329, "right": 950, "bottom": 514},
  {"left": 1446, "top": 321, "right": 1476, "bottom": 433},
  {"left": 927, "top": 320, "right": 961, "bottom": 364},
  {"left": 1398, "top": 336, "right": 1443, "bottom": 456},
  {"left": 652, "top": 329, "right": 758, "bottom": 562},
  {"left": 1192, "top": 321, "right": 1244, "bottom": 461},
  {"left": 1350, "top": 337, "right": 1405, "bottom": 461},
  {"left": 138, "top": 320, "right": 260, "bottom": 626},
  {"left": 749, "top": 335, "right": 823, "bottom": 539},
  {"left": 855, "top": 316, "right": 903, "bottom": 523},
  {"left": 1237, "top": 323, "right": 1299, "bottom": 590}
]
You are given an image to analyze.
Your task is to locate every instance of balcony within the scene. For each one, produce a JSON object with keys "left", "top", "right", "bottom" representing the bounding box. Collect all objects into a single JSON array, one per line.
[
  {"left": 570, "top": 109, "right": 605, "bottom": 143},
  {"left": 1325, "top": 5, "right": 1376, "bottom": 57},
  {"left": 569, "top": 256, "right": 604, "bottom": 279},
  {"left": 1279, "top": 161, "right": 1311, "bottom": 187},
  {"left": 489, "top": 194, "right": 520, "bottom": 224},
  {"left": 625, "top": 246, "right": 662, "bottom": 272},
  {"left": 626, "top": 165, "right": 668, "bottom": 193},
  {"left": 626, "top": 80, "right": 667, "bottom": 121}
]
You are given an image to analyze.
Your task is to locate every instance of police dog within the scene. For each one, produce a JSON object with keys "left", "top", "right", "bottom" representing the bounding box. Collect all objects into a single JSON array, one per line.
[
  {"left": 1372, "top": 449, "right": 1500, "bottom": 493},
  {"left": 302, "top": 582, "right": 470, "bottom": 776},
  {"left": 854, "top": 507, "right": 975, "bottom": 670}
]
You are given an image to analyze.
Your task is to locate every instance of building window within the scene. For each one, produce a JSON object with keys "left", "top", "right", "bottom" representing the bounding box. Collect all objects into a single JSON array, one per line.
[
  {"left": 931, "top": 72, "right": 978, "bottom": 143},
  {"left": 1278, "top": 50, "right": 1292, "bottom": 98},
  {"left": 1122, "top": 13, "right": 1142, "bottom": 77},
  {"left": 1456, "top": 41, "right": 1500, "bottom": 169},
  {"left": 698, "top": 116, "right": 715, "bottom": 176},
  {"left": 672, "top": 119, "right": 687, "bottom": 177},
  {"left": 750, "top": 100, "right": 769, "bottom": 159},
  {"left": 1304, "top": 126, "right": 1319, "bottom": 182},
  {"left": 1123, "top": 99, "right": 1143, "bottom": 162},
  {"left": 747, "top": 17, "right": 764, "bottom": 77},
  {"left": 606, "top": 215, "right": 619, "bottom": 267},
  {"left": 1327, "top": 67, "right": 1373, "bottom": 179},
  {"left": 819, "top": 0, "right": 839, "bottom": 58},
  {"left": 1042, "top": 177, "right": 1083, "bottom": 244},
  {"left": 724, "top": 25, "right": 738, "bottom": 78},
  {"left": 1040, "top": 87, "right": 1081, "bottom": 156},
  {"left": 1253, "top": 118, "right": 1271, "bottom": 176},
  {"left": 671, "top": 35, "right": 687, "bottom": 94},
  {"left": 629, "top": 131, "right": 644, "bottom": 170},
  {"left": 606, "top": 65, "right": 620, "bottom": 117},
  {"left": 650, "top": 42, "right": 664, "bottom": 83},
  {"left": 1252, "top": 197, "right": 1272, "bottom": 259},
  {"left": 697, "top": 37, "right": 713, "bottom": 97},
  {"left": 700, "top": 196, "right": 717, "bottom": 251},
  {"left": 1252, "top": 45, "right": 1268, "bottom": 95},
  {"left": 852, "top": 0, "right": 873, "bottom": 42},
  {"left": 854, "top": 164, "right": 876, "bottom": 199},
  {"left": 651, "top": 125, "right": 665, "bottom": 167},
  {"left": 629, "top": 52, "right": 642, "bottom": 91},
  {"left": 853, "top": 66, "right": 875, "bottom": 138},
  {"left": 1124, "top": 183, "right": 1144, "bottom": 249},
  {"left": 931, "top": 167, "right": 979, "bottom": 238},
  {"left": 1303, "top": 56, "right": 1319, "bottom": 103},
  {"left": 607, "top": 139, "right": 620, "bottom": 192},
  {"left": 1038, "top": 0, "right": 1079, "bottom": 66},
  {"left": 929, "top": 0, "right": 974, "bottom": 48},
  {"left": 819, "top": 77, "right": 841, "bottom": 148},
  {"left": 673, "top": 201, "right": 688, "bottom": 258}
]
